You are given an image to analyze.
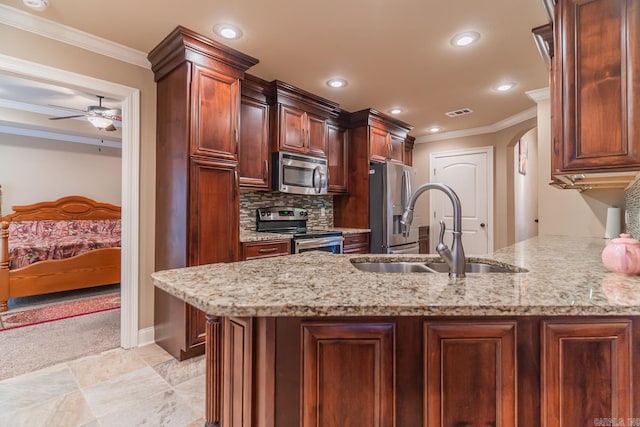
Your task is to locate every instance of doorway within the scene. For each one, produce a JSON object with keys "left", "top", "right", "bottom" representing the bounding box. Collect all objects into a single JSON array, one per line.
[
  {"left": 513, "top": 128, "right": 539, "bottom": 242},
  {"left": 430, "top": 146, "right": 494, "bottom": 255},
  {"left": 0, "top": 53, "right": 140, "bottom": 348}
]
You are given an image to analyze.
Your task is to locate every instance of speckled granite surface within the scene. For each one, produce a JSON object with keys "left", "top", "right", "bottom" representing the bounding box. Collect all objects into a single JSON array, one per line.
[{"left": 152, "top": 236, "right": 640, "bottom": 317}]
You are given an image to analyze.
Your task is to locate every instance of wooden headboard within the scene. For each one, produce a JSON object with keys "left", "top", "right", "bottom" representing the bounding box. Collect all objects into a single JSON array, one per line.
[{"left": 0, "top": 195, "right": 121, "bottom": 222}]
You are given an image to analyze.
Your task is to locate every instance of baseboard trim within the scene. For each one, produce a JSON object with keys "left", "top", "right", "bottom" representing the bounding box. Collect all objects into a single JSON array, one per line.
[{"left": 137, "top": 326, "right": 155, "bottom": 347}]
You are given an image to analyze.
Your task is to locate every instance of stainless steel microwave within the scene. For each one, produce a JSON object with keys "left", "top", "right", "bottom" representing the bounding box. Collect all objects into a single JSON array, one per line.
[{"left": 272, "top": 152, "right": 328, "bottom": 195}]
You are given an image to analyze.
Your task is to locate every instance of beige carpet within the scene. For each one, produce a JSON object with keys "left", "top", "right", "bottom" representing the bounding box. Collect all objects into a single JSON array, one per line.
[{"left": 0, "top": 308, "right": 120, "bottom": 380}]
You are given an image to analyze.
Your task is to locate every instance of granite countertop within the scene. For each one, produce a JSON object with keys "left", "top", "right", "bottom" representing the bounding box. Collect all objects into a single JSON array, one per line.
[
  {"left": 239, "top": 228, "right": 370, "bottom": 242},
  {"left": 152, "top": 235, "right": 640, "bottom": 317}
]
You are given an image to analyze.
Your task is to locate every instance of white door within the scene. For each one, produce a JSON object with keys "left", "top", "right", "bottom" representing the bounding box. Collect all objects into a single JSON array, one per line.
[{"left": 430, "top": 147, "right": 493, "bottom": 255}]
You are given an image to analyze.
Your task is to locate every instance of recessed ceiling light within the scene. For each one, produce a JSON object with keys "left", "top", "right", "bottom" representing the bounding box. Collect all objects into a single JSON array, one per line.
[
  {"left": 389, "top": 107, "right": 403, "bottom": 115},
  {"left": 213, "top": 23, "right": 243, "bottom": 40},
  {"left": 494, "top": 81, "right": 517, "bottom": 92},
  {"left": 451, "top": 31, "right": 480, "bottom": 47},
  {"left": 428, "top": 126, "right": 443, "bottom": 133},
  {"left": 326, "top": 78, "right": 348, "bottom": 88},
  {"left": 23, "top": 0, "right": 49, "bottom": 11}
]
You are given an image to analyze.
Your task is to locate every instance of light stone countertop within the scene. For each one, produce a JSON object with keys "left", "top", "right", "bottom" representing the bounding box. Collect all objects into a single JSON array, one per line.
[{"left": 152, "top": 235, "right": 640, "bottom": 317}]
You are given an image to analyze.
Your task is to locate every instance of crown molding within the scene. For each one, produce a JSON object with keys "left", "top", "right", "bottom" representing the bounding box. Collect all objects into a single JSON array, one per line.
[
  {"left": 0, "top": 4, "right": 150, "bottom": 69},
  {"left": 526, "top": 87, "right": 551, "bottom": 103},
  {"left": 415, "top": 106, "right": 538, "bottom": 143}
]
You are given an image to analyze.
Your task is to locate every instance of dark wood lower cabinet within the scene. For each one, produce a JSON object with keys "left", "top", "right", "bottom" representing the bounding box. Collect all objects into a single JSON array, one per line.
[
  {"left": 542, "top": 320, "right": 634, "bottom": 426},
  {"left": 301, "top": 322, "right": 394, "bottom": 427},
  {"left": 205, "top": 316, "right": 639, "bottom": 427},
  {"left": 424, "top": 322, "right": 516, "bottom": 426}
]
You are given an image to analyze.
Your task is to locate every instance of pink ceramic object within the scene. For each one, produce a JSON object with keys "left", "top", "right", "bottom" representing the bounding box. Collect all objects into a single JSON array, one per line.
[{"left": 601, "top": 233, "right": 640, "bottom": 275}]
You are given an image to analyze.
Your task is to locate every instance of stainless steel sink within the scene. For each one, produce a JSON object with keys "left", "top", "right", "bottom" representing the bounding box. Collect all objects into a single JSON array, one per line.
[
  {"left": 351, "top": 260, "right": 527, "bottom": 274},
  {"left": 351, "top": 262, "right": 434, "bottom": 273},
  {"left": 423, "top": 261, "right": 524, "bottom": 273}
]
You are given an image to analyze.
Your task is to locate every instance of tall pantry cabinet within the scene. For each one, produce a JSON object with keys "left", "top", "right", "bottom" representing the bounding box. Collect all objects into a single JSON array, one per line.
[{"left": 148, "top": 26, "right": 258, "bottom": 360}]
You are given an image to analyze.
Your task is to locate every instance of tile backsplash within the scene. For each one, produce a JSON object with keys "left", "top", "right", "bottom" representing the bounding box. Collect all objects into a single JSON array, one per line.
[
  {"left": 240, "top": 192, "right": 333, "bottom": 231},
  {"left": 624, "top": 177, "right": 640, "bottom": 239}
]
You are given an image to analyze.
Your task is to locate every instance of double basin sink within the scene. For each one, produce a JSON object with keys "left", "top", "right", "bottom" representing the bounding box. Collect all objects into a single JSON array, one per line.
[{"left": 351, "top": 259, "right": 527, "bottom": 274}]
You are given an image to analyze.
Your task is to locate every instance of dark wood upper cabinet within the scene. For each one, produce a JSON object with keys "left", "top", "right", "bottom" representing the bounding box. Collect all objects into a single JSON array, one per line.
[
  {"left": 270, "top": 80, "right": 339, "bottom": 158},
  {"left": 239, "top": 74, "right": 270, "bottom": 189},
  {"left": 148, "top": 26, "right": 257, "bottom": 360},
  {"left": 327, "top": 115, "right": 349, "bottom": 194},
  {"left": 552, "top": 0, "right": 640, "bottom": 175},
  {"left": 404, "top": 136, "right": 415, "bottom": 166},
  {"left": 190, "top": 64, "right": 240, "bottom": 160}
]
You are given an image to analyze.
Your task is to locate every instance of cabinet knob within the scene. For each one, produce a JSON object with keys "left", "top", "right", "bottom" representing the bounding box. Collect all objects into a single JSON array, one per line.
[{"left": 480, "top": 223, "right": 486, "bottom": 228}]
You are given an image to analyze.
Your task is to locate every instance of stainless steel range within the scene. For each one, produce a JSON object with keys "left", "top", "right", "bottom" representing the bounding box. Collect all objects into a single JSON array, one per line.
[{"left": 256, "top": 207, "right": 343, "bottom": 254}]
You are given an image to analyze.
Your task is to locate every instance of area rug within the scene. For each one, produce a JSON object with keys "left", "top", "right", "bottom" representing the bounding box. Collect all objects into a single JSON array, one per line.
[{"left": 0, "top": 292, "right": 120, "bottom": 331}]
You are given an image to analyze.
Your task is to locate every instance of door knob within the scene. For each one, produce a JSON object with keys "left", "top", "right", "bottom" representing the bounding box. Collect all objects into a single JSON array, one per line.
[{"left": 480, "top": 223, "right": 486, "bottom": 228}]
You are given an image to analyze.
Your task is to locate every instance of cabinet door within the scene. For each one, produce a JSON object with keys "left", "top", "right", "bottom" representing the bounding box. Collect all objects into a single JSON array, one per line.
[
  {"left": 306, "top": 113, "right": 327, "bottom": 157},
  {"left": 279, "top": 104, "right": 306, "bottom": 153},
  {"left": 189, "top": 158, "right": 240, "bottom": 265},
  {"left": 187, "top": 304, "right": 207, "bottom": 349},
  {"left": 556, "top": 0, "right": 640, "bottom": 171},
  {"left": 389, "top": 134, "right": 405, "bottom": 164},
  {"left": 369, "top": 126, "right": 390, "bottom": 163},
  {"left": 327, "top": 123, "right": 348, "bottom": 193},
  {"left": 191, "top": 65, "right": 240, "bottom": 160},
  {"left": 541, "top": 320, "right": 633, "bottom": 426},
  {"left": 239, "top": 96, "right": 270, "bottom": 189},
  {"left": 423, "top": 321, "right": 517, "bottom": 427},
  {"left": 301, "top": 322, "right": 394, "bottom": 427}
]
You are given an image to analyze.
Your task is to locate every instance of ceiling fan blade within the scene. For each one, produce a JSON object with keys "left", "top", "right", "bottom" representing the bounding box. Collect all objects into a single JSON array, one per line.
[
  {"left": 49, "top": 114, "right": 87, "bottom": 120},
  {"left": 47, "top": 104, "right": 88, "bottom": 113}
]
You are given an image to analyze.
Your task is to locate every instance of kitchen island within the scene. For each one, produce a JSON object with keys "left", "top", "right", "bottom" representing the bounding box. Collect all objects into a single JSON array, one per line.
[{"left": 152, "top": 236, "right": 640, "bottom": 426}]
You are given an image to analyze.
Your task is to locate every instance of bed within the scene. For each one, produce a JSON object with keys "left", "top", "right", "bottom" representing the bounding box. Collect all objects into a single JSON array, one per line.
[{"left": 0, "top": 193, "right": 121, "bottom": 312}]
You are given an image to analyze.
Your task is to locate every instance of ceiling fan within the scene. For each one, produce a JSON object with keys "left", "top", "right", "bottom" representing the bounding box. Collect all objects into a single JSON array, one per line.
[{"left": 49, "top": 95, "right": 121, "bottom": 131}]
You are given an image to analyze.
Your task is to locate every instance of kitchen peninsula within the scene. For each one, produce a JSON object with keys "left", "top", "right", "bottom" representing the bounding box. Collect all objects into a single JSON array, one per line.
[{"left": 152, "top": 236, "right": 640, "bottom": 426}]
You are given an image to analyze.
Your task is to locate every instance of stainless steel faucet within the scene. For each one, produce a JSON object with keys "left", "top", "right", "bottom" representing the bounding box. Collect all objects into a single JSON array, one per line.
[{"left": 400, "top": 182, "right": 466, "bottom": 278}]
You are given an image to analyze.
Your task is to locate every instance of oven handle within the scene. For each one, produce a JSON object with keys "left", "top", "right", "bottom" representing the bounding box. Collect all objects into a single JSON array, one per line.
[{"left": 295, "top": 236, "right": 344, "bottom": 250}]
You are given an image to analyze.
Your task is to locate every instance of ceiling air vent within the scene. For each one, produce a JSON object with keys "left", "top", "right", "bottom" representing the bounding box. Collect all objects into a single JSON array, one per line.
[{"left": 445, "top": 108, "right": 473, "bottom": 118}]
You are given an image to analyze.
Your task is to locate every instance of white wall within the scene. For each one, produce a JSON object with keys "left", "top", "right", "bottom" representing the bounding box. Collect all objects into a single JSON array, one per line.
[
  {"left": 0, "top": 133, "right": 121, "bottom": 214},
  {"left": 535, "top": 98, "right": 624, "bottom": 237},
  {"left": 514, "top": 128, "right": 539, "bottom": 242}
]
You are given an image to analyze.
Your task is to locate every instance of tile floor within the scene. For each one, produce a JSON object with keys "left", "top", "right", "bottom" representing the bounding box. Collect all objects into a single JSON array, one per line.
[{"left": 0, "top": 344, "right": 206, "bottom": 427}]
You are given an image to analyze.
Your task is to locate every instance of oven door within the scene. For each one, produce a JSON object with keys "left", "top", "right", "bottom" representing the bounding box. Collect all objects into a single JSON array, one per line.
[{"left": 294, "top": 236, "right": 344, "bottom": 254}]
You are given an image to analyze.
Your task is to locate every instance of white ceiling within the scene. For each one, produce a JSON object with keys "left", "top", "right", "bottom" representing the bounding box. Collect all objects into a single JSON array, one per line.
[{"left": 0, "top": 0, "right": 551, "bottom": 142}]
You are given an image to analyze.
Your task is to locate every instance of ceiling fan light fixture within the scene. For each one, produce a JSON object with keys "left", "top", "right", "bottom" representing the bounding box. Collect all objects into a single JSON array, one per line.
[
  {"left": 23, "top": 0, "right": 49, "bottom": 11},
  {"left": 87, "top": 116, "right": 114, "bottom": 129},
  {"left": 213, "top": 23, "right": 243, "bottom": 40}
]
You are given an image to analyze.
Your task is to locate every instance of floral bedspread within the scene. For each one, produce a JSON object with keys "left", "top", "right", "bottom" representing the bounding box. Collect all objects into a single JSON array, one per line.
[{"left": 7, "top": 219, "right": 121, "bottom": 270}]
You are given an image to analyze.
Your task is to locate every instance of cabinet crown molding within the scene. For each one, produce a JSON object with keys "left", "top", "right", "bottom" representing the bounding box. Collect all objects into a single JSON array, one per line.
[
  {"left": 271, "top": 80, "right": 340, "bottom": 118},
  {"left": 148, "top": 25, "right": 259, "bottom": 82},
  {"left": 350, "top": 108, "right": 413, "bottom": 135}
]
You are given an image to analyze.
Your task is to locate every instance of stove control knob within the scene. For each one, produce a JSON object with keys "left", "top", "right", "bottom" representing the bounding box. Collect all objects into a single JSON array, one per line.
[{"left": 301, "top": 211, "right": 308, "bottom": 216}]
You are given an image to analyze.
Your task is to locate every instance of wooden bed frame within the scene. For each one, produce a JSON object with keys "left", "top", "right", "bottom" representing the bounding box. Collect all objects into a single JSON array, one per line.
[{"left": 0, "top": 192, "right": 121, "bottom": 312}]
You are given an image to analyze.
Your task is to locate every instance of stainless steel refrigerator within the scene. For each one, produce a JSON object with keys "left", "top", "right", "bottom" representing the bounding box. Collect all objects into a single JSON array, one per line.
[{"left": 369, "top": 161, "right": 419, "bottom": 254}]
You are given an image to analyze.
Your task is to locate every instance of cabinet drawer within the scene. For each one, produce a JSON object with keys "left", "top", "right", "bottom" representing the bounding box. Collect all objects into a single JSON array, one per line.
[
  {"left": 242, "top": 240, "right": 291, "bottom": 260},
  {"left": 343, "top": 233, "right": 370, "bottom": 254}
]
